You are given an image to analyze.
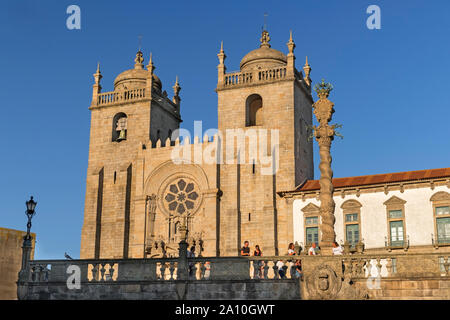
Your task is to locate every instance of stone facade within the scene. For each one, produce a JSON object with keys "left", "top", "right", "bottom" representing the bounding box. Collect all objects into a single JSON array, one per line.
[
  {"left": 283, "top": 169, "right": 450, "bottom": 254},
  {"left": 80, "top": 30, "right": 314, "bottom": 259},
  {"left": 0, "top": 227, "right": 35, "bottom": 300}
]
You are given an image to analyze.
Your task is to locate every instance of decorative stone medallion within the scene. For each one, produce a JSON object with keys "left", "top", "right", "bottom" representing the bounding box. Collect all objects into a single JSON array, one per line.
[{"left": 305, "top": 264, "right": 342, "bottom": 299}]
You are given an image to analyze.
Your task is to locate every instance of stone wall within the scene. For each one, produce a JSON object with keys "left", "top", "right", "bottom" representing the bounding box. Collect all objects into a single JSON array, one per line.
[
  {"left": 354, "top": 278, "right": 450, "bottom": 300},
  {"left": 0, "top": 227, "right": 35, "bottom": 300},
  {"left": 23, "top": 280, "right": 300, "bottom": 300},
  {"left": 17, "top": 251, "right": 450, "bottom": 300}
]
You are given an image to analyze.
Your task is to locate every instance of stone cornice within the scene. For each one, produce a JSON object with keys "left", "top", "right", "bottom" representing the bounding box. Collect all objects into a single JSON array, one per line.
[{"left": 279, "top": 178, "right": 450, "bottom": 200}]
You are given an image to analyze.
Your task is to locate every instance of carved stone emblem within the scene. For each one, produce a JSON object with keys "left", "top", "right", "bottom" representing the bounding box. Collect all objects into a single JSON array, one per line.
[
  {"left": 305, "top": 264, "right": 342, "bottom": 299},
  {"left": 318, "top": 271, "right": 330, "bottom": 291},
  {"left": 304, "top": 263, "right": 370, "bottom": 300}
]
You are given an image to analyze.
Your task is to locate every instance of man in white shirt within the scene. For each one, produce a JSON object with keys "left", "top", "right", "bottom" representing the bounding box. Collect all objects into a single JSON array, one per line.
[
  {"left": 308, "top": 242, "right": 318, "bottom": 255},
  {"left": 276, "top": 260, "right": 286, "bottom": 279},
  {"left": 332, "top": 241, "right": 344, "bottom": 255}
]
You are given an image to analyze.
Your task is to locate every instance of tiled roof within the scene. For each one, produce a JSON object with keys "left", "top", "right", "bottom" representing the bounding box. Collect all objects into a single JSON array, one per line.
[{"left": 280, "top": 168, "right": 450, "bottom": 194}]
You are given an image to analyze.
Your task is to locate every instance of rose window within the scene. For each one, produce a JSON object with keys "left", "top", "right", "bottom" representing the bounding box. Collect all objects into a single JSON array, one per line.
[{"left": 164, "top": 179, "right": 199, "bottom": 215}]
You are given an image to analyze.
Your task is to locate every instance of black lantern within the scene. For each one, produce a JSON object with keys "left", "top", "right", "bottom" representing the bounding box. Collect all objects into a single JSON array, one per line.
[
  {"left": 26, "top": 196, "right": 37, "bottom": 216},
  {"left": 24, "top": 196, "right": 37, "bottom": 240}
]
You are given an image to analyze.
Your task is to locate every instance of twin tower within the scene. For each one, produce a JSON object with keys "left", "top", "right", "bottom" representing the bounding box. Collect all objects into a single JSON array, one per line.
[{"left": 80, "top": 30, "right": 315, "bottom": 259}]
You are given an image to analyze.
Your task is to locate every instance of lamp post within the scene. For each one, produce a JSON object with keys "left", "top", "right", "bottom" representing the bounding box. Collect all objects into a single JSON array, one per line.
[
  {"left": 21, "top": 196, "right": 37, "bottom": 269},
  {"left": 18, "top": 196, "right": 37, "bottom": 299},
  {"left": 25, "top": 196, "right": 37, "bottom": 240}
]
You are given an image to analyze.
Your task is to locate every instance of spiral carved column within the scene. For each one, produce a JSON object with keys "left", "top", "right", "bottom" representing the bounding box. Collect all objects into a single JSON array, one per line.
[{"left": 313, "top": 80, "right": 337, "bottom": 254}]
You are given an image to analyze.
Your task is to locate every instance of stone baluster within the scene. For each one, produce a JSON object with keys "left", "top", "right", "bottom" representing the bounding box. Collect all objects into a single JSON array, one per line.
[
  {"left": 37, "top": 265, "right": 44, "bottom": 282},
  {"left": 386, "top": 258, "right": 393, "bottom": 277},
  {"left": 365, "top": 259, "right": 372, "bottom": 278},
  {"left": 28, "top": 265, "right": 34, "bottom": 282},
  {"left": 41, "top": 265, "right": 49, "bottom": 282},
  {"left": 376, "top": 258, "right": 383, "bottom": 278},
  {"left": 159, "top": 262, "right": 167, "bottom": 280},
  {"left": 169, "top": 262, "right": 176, "bottom": 280},
  {"left": 191, "top": 262, "right": 198, "bottom": 280},
  {"left": 355, "top": 260, "right": 361, "bottom": 277},
  {"left": 108, "top": 264, "right": 115, "bottom": 281},
  {"left": 273, "top": 261, "right": 279, "bottom": 279},
  {"left": 100, "top": 263, "right": 106, "bottom": 281},
  {"left": 34, "top": 265, "right": 41, "bottom": 282},
  {"left": 263, "top": 261, "right": 269, "bottom": 279},
  {"left": 33, "top": 265, "right": 39, "bottom": 282},
  {"left": 91, "top": 264, "right": 98, "bottom": 282},
  {"left": 355, "top": 259, "right": 364, "bottom": 277},
  {"left": 197, "top": 262, "right": 204, "bottom": 280},
  {"left": 256, "top": 260, "right": 262, "bottom": 279}
]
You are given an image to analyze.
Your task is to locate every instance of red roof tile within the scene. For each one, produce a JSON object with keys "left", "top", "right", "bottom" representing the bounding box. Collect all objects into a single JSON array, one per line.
[{"left": 281, "top": 168, "right": 450, "bottom": 194}]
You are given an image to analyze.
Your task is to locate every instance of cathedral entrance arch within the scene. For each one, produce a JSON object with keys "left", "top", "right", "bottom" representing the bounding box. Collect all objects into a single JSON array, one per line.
[{"left": 143, "top": 161, "right": 213, "bottom": 257}]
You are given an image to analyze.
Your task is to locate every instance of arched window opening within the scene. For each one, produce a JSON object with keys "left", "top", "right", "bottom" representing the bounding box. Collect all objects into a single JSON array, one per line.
[
  {"left": 246, "top": 94, "right": 263, "bottom": 127},
  {"left": 112, "top": 112, "right": 127, "bottom": 142}
]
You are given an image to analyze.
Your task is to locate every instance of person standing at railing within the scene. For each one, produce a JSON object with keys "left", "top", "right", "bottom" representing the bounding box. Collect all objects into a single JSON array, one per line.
[
  {"left": 308, "top": 243, "right": 318, "bottom": 255},
  {"left": 204, "top": 261, "right": 211, "bottom": 279},
  {"left": 332, "top": 241, "right": 344, "bottom": 255},
  {"left": 240, "top": 241, "right": 250, "bottom": 256},
  {"left": 288, "top": 243, "right": 296, "bottom": 255},
  {"left": 253, "top": 245, "right": 264, "bottom": 279},
  {"left": 276, "top": 260, "right": 286, "bottom": 279}
]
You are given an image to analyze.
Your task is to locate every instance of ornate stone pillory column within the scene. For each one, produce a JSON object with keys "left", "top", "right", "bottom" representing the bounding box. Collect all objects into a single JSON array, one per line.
[{"left": 312, "top": 80, "right": 339, "bottom": 254}]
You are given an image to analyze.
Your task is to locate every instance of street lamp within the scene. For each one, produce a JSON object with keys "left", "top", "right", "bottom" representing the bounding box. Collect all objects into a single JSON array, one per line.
[
  {"left": 19, "top": 196, "right": 37, "bottom": 278},
  {"left": 24, "top": 196, "right": 37, "bottom": 241}
]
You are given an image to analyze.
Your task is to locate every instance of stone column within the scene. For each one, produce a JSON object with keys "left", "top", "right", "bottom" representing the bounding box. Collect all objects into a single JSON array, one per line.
[
  {"left": 17, "top": 235, "right": 33, "bottom": 299},
  {"left": 312, "top": 80, "right": 338, "bottom": 254},
  {"left": 177, "top": 219, "right": 189, "bottom": 281}
]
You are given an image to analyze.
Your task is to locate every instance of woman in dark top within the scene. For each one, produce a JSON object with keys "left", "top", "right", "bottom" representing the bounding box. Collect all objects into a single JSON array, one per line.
[
  {"left": 254, "top": 245, "right": 262, "bottom": 256},
  {"left": 254, "top": 245, "right": 264, "bottom": 279}
]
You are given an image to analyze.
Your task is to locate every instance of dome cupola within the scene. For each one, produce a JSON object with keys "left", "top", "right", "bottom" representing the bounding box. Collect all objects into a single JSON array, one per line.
[
  {"left": 239, "top": 30, "right": 287, "bottom": 72},
  {"left": 114, "top": 51, "right": 162, "bottom": 91}
]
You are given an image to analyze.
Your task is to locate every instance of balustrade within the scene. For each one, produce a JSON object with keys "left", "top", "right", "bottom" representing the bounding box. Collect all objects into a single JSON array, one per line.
[
  {"left": 223, "top": 67, "right": 288, "bottom": 88},
  {"left": 96, "top": 88, "right": 146, "bottom": 106},
  {"left": 20, "top": 252, "right": 450, "bottom": 287}
]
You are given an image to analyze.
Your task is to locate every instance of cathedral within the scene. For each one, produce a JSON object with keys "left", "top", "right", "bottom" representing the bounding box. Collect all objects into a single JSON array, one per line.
[
  {"left": 80, "top": 29, "right": 450, "bottom": 260},
  {"left": 80, "top": 30, "right": 315, "bottom": 259}
]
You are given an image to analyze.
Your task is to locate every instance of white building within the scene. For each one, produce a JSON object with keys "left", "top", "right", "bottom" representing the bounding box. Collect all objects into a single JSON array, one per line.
[{"left": 279, "top": 168, "right": 450, "bottom": 253}]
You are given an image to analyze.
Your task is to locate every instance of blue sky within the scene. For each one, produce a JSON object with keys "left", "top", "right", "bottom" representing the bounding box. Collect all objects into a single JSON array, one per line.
[{"left": 1, "top": 0, "right": 449, "bottom": 259}]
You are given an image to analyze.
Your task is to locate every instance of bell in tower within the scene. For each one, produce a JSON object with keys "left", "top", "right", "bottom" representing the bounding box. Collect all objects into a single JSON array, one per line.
[{"left": 116, "top": 116, "right": 127, "bottom": 141}]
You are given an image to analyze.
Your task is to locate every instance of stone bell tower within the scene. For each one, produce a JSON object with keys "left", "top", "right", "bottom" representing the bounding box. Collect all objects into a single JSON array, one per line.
[
  {"left": 80, "top": 51, "right": 182, "bottom": 259},
  {"left": 216, "top": 30, "right": 314, "bottom": 256}
]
